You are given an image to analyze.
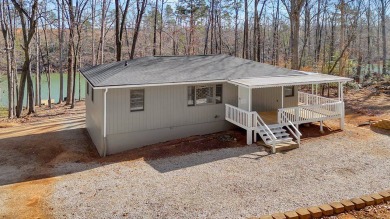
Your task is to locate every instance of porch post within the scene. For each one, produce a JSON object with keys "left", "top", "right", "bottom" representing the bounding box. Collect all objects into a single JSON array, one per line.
[
  {"left": 248, "top": 87, "right": 252, "bottom": 111},
  {"left": 247, "top": 87, "right": 253, "bottom": 145},
  {"left": 320, "top": 121, "right": 324, "bottom": 133},
  {"left": 338, "top": 82, "right": 341, "bottom": 101},
  {"left": 340, "top": 83, "right": 345, "bottom": 130},
  {"left": 281, "top": 86, "right": 284, "bottom": 108}
]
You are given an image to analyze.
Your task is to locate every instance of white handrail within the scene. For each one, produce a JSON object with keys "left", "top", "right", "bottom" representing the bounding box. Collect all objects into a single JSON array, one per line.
[
  {"left": 225, "top": 104, "right": 277, "bottom": 146},
  {"left": 255, "top": 113, "right": 277, "bottom": 141},
  {"left": 298, "top": 91, "right": 339, "bottom": 105},
  {"left": 278, "top": 110, "right": 302, "bottom": 144},
  {"left": 225, "top": 104, "right": 252, "bottom": 129}
]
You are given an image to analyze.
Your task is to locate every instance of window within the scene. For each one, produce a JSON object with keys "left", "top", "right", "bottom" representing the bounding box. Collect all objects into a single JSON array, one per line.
[
  {"left": 196, "top": 85, "right": 214, "bottom": 105},
  {"left": 86, "top": 83, "right": 89, "bottom": 95},
  {"left": 187, "top": 86, "right": 195, "bottom": 106},
  {"left": 187, "top": 84, "right": 222, "bottom": 106},
  {"left": 216, "top": 84, "right": 222, "bottom": 104},
  {"left": 130, "top": 89, "right": 144, "bottom": 112},
  {"left": 284, "top": 86, "right": 294, "bottom": 97},
  {"left": 91, "top": 88, "right": 94, "bottom": 102}
]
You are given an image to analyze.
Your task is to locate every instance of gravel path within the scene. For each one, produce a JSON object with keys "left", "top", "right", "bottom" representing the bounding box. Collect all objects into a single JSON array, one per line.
[{"left": 49, "top": 124, "right": 390, "bottom": 219}]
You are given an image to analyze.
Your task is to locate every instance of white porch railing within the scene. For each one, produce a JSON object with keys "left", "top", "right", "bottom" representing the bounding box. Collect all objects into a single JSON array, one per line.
[
  {"left": 298, "top": 91, "right": 339, "bottom": 106},
  {"left": 278, "top": 101, "right": 344, "bottom": 125},
  {"left": 225, "top": 104, "right": 255, "bottom": 129},
  {"left": 225, "top": 104, "right": 277, "bottom": 148},
  {"left": 279, "top": 112, "right": 302, "bottom": 145}
]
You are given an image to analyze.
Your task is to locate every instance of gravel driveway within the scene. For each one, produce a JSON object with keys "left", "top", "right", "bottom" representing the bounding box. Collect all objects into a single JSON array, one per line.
[
  {"left": 49, "top": 124, "right": 389, "bottom": 218},
  {"left": 1, "top": 119, "right": 389, "bottom": 219}
]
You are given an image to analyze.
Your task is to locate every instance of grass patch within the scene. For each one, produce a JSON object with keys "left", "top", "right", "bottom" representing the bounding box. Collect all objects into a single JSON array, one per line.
[{"left": 0, "top": 107, "right": 8, "bottom": 118}]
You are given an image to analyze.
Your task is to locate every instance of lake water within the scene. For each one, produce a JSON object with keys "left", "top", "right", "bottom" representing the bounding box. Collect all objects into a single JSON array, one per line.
[{"left": 0, "top": 73, "right": 86, "bottom": 107}]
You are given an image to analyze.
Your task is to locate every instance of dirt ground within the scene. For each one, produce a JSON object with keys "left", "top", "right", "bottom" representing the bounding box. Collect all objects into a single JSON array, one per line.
[
  {"left": 335, "top": 203, "right": 390, "bottom": 219},
  {"left": 0, "top": 88, "right": 389, "bottom": 218},
  {"left": 344, "top": 86, "right": 390, "bottom": 124}
]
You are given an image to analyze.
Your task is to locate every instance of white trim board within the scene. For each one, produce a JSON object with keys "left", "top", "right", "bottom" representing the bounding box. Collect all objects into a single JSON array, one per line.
[{"left": 228, "top": 74, "right": 352, "bottom": 88}]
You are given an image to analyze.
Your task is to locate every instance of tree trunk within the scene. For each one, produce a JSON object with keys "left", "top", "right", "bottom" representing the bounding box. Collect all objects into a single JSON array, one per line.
[
  {"left": 0, "top": 3, "right": 15, "bottom": 118},
  {"left": 338, "top": 0, "right": 346, "bottom": 75},
  {"left": 57, "top": 0, "right": 64, "bottom": 103},
  {"left": 35, "top": 25, "right": 40, "bottom": 106},
  {"left": 234, "top": 0, "right": 238, "bottom": 56},
  {"left": 366, "top": 1, "right": 372, "bottom": 76},
  {"left": 272, "top": 0, "right": 280, "bottom": 65},
  {"left": 380, "top": 0, "right": 387, "bottom": 75},
  {"left": 91, "top": 0, "right": 96, "bottom": 65},
  {"left": 98, "top": 0, "right": 107, "bottom": 64},
  {"left": 152, "top": 0, "right": 158, "bottom": 56},
  {"left": 66, "top": 0, "right": 75, "bottom": 105},
  {"left": 11, "top": 0, "right": 38, "bottom": 117},
  {"left": 130, "top": 0, "right": 147, "bottom": 60},
  {"left": 242, "top": 0, "right": 248, "bottom": 58}
]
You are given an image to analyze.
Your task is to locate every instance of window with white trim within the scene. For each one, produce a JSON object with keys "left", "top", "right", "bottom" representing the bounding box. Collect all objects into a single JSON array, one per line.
[
  {"left": 187, "top": 84, "right": 223, "bottom": 106},
  {"left": 130, "top": 89, "right": 144, "bottom": 112}
]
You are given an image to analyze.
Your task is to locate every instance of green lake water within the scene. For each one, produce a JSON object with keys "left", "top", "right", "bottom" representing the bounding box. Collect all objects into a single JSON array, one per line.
[{"left": 0, "top": 73, "right": 86, "bottom": 107}]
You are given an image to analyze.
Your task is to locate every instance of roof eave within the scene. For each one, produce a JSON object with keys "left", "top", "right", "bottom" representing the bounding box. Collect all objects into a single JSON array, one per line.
[{"left": 90, "top": 79, "right": 228, "bottom": 89}]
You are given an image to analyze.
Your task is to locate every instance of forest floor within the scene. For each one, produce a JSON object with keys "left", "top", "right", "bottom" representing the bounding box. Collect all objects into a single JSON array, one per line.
[{"left": 0, "top": 87, "right": 389, "bottom": 218}]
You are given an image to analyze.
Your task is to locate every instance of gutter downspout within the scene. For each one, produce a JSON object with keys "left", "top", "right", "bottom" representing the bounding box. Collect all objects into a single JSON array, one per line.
[{"left": 103, "top": 88, "right": 108, "bottom": 157}]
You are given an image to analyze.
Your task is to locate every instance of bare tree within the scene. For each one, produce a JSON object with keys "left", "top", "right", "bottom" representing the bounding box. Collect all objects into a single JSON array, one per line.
[
  {"left": 129, "top": 0, "right": 148, "bottom": 59},
  {"left": 0, "top": 0, "right": 15, "bottom": 118},
  {"left": 152, "top": 0, "right": 158, "bottom": 55},
  {"left": 11, "top": 0, "right": 39, "bottom": 117},
  {"left": 378, "top": 0, "right": 389, "bottom": 75},
  {"left": 115, "top": 0, "right": 131, "bottom": 60},
  {"left": 281, "top": 0, "right": 305, "bottom": 69}
]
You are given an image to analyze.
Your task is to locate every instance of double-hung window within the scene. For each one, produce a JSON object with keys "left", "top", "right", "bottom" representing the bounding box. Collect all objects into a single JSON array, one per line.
[
  {"left": 187, "top": 84, "right": 223, "bottom": 106},
  {"left": 130, "top": 89, "right": 145, "bottom": 112}
]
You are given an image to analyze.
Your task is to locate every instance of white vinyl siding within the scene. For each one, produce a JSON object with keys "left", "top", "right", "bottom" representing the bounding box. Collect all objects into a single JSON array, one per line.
[
  {"left": 251, "top": 86, "right": 298, "bottom": 112},
  {"left": 106, "top": 82, "right": 237, "bottom": 135},
  {"left": 85, "top": 88, "right": 104, "bottom": 155}
]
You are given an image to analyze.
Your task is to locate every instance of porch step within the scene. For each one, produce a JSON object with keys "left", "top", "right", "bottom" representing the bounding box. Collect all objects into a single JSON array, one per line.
[
  {"left": 264, "top": 136, "right": 293, "bottom": 144},
  {"left": 259, "top": 130, "right": 289, "bottom": 139},
  {"left": 260, "top": 140, "right": 299, "bottom": 153},
  {"left": 256, "top": 125, "right": 296, "bottom": 146}
]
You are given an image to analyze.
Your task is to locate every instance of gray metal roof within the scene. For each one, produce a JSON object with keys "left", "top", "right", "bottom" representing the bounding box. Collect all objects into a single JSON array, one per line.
[{"left": 80, "top": 54, "right": 309, "bottom": 87}]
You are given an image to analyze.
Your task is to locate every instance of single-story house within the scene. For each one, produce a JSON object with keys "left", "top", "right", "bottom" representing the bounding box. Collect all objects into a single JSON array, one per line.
[{"left": 80, "top": 55, "right": 351, "bottom": 156}]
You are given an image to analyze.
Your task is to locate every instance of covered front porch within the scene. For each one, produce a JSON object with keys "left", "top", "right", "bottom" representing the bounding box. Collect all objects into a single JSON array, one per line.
[{"left": 224, "top": 73, "right": 351, "bottom": 153}]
